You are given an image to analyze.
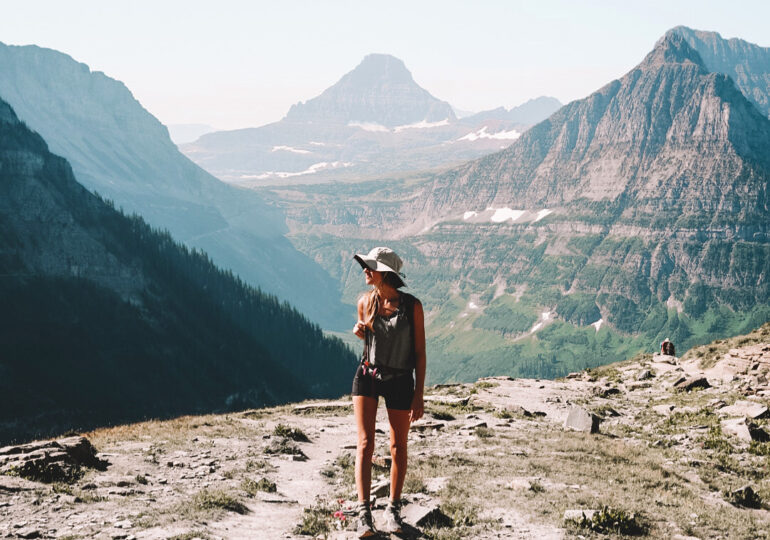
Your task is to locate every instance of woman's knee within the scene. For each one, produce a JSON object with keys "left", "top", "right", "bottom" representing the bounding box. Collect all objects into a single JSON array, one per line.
[{"left": 358, "top": 433, "right": 375, "bottom": 456}]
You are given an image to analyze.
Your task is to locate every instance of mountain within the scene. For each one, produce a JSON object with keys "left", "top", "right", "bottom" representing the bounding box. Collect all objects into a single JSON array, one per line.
[
  {"left": 256, "top": 29, "right": 770, "bottom": 383},
  {"left": 0, "top": 42, "right": 347, "bottom": 329},
  {"left": 167, "top": 123, "right": 216, "bottom": 144},
  {"left": 181, "top": 55, "right": 561, "bottom": 185},
  {"left": 671, "top": 26, "right": 770, "bottom": 118},
  {"left": 285, "top": 53, "right": 456, "bottom": 127},
  {"left": 0, "top": 97, "right": 356, "bottom": 444}
]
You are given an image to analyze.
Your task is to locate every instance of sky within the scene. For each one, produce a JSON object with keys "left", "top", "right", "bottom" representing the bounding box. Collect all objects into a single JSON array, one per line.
[{"left": 1, "top": 0, "right": 768, "bottom": 131}]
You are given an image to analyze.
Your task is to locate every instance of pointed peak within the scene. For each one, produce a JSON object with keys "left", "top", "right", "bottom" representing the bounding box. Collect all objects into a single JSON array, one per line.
[
  {"left": 343, "top": 53, "right": 414, "bottom": 86},
  {"left": 643, "top": 32, "right": 705, "bottom": 68}
]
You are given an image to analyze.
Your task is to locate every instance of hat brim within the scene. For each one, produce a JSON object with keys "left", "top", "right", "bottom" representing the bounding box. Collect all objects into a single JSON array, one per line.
[{"left": 353, "top": 254, "right": 407, "bottom": 287}]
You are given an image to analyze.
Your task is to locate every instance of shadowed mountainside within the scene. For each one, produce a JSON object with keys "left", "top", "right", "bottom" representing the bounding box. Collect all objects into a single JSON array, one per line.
[{"left": 0, "top": 97, "right": 356, "bottom": 445}]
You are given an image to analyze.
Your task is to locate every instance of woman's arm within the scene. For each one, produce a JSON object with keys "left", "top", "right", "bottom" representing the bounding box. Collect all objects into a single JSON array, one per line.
[
  {"left": 353, "top": 296, "right": 366, "bottom": 340},
  {"left": 411, "top": 299, "right": 426, "bottom": 422}
]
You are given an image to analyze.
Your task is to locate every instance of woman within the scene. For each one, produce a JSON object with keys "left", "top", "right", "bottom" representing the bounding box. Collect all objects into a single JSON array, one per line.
[{"left": 351, "top": 246, "right": 426, "bottom": 537}]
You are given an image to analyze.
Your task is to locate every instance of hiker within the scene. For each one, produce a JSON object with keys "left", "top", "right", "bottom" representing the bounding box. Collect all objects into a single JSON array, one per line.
[
  {"left": 351, "top": 247, "right": 426, "bottom": 537},
  {"left": 661, "top": 338, "right": 675, "bottom": 356}
]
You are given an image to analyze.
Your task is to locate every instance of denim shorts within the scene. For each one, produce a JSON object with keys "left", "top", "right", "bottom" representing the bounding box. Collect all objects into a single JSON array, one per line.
[{"left": 352, "top": 364, "right": 415, "bottom": 410}]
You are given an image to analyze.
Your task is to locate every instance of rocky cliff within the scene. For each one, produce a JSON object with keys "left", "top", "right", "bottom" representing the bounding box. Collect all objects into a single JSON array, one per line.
[
  {"left": 0, "top": 42, "right": 348, "bottom": 329},
  {"left": 671, "top": 26, "right": 770, "bottom": 118},
  {"left": 0, "top": 97, "right": 356, "bottom": 444}
]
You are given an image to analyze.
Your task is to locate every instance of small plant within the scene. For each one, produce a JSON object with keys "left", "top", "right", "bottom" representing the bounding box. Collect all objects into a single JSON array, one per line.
[
  {"left": 749, "top": 441, "right": 770, "bottom": 456},
  {"left": 264, "top": 437, "right": 308, "bottom": 459},
  {"left": 273, "top": 423, "right": 310, "bottom": 442},
  {"left": 242, "top": 477, "right": 277, "bottom": 496},
  {"left": 192, "top": 489, "right": 248, "bottom": 514},
  {"left": 430, "top": 409, "right": 456, "bottom": 421},
  {"left": 135, "top": 474, "right": 148, "bottom": 485},
  {"left": 474, "top": 381, "right": 499, "bottom": 390},
  {"left": 245, "top": 458, "right": 275, "bottom": 472},
  {"left": 567, "top": 506, "right": 646, "bottom": 535},
  {"left": 725, "top": 486, "right": 762, "bottom": 508},
  {"left": 528, "top": 479, "right": 545, "bottom": 493},
  {"left": 293, "top": 499, "right": 338, "bottom": 536},
  {"left": 701, "top": 425, "right": 733, "bottom": 454},
  {"left": 474, "top": 426, "right": 494, "bottom": 438}
]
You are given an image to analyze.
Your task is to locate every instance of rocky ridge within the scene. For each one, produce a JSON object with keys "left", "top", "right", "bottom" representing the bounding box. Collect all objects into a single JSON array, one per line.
[{"left": 3, "top": 324, "right": 770, "bottom": 538}]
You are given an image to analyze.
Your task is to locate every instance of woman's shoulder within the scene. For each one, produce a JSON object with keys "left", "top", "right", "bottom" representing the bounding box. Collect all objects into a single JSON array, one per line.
[{"left": 400, "top": 292, "right": 422, "bottom": 308}]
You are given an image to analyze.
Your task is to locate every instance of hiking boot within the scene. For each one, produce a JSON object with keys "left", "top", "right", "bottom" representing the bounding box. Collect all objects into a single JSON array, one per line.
[
  {"left": 355, "top": 502, "right": 375, "bottom": 538},
  {"left": 382, "top": 500, "right": 403, "bottom": 534}
]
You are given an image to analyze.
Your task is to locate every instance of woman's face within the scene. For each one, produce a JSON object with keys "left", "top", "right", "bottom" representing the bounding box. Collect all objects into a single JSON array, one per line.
[{"left": 364, "top": 267, "right": 384, "bottom": 286}]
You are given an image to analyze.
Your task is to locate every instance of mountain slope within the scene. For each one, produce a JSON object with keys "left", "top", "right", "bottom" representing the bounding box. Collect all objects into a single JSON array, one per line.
[
  {"left": 0, "top": 97, "right": 356, "bottom": 444},
  {"left": 0, "top": 42, "right": 347, "bottom": 329},
  {"left": 182, "top": 55, "right": 561, "bottom": 184},
  {"left": 671, "top": 26, "right": 770, "bottom": 118},
  {"left": 262, "top": 31, "right": 770, "bottom": 383}
]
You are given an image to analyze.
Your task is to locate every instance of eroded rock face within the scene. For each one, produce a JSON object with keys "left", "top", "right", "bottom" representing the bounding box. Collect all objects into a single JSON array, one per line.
[{"left": 0, "top": 437, "right": 107, "bottom": 482}]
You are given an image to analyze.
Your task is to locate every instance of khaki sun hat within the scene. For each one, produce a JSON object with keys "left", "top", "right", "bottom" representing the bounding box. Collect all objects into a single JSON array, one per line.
[{"left": 353, "top": 246, "right": 407, "bottom": 287}]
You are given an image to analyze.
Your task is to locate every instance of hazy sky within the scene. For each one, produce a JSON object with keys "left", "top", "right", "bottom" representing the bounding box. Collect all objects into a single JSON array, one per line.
[{"left": 1, "top": 0, "right": 768, "bottom": 130}]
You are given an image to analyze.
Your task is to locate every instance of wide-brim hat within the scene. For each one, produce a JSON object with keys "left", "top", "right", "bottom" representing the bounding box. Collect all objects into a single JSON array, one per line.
[{"left": 353, "top": 246, "right": 407, "bottom": 288}]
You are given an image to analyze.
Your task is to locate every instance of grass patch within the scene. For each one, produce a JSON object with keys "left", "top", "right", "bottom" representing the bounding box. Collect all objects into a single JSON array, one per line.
[
  {"left": 294, "top": 498, "right": 337, "bottom": 536},
  {"left": 273, "top": 423, "right": 310, "bottom": 442},
  {"left": 191, "top": 489, "right": 248, "bottom": 515},
  {"left": 242, "top": 477, "right": 277, "bottom": 496}
]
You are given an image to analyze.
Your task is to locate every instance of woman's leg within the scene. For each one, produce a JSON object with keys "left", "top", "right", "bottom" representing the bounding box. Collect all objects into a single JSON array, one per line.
[
  {"left": 386, "top": 408, "right": 411, "bottom": 501},
  {"left": 354, "top": 395, "right": 378, "bottom": 502}
]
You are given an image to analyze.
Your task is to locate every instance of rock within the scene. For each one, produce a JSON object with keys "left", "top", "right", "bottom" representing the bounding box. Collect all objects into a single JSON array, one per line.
[
  {"left": 721, "top": 418, "right": 770, "bottom": 442},
  {"left": 370, "top": 478, "right": 390, "bottom": 498},
  {"left": 16, "top": 529, "right": 41, "bottom": 539},
  {"left": 653, "top": 404, "right": 675, "bottom": 416},
  {"left": 401, "top": 503, "right": 453, "bottom": 528},
  {"left": 728, "top": 485, "right": 762, "bottom": 508},
  {"left": 637, "top": 369, "right": 654, "bottom": 380},
  {"left": 0, "top": 437, "right": 107, "bottom": 483},
  {"left": 423, "top": 395, "right": 469, "bottom": 406},
  {"left": 673, "top": 377, "right": 710, "bottom": 392},
  {"left": 565, "top": 372, "right": 582, "bottom": 379},
  {"left": 653, "top": 354, "right": 678, "bottom": 364},
  {"left": 564, "top": 407, "right": 601, "bottom": 433},
  {"left": 592, "top": 386, "right": 621, "bottom": 398},
  {"left": 718, "top": 400, "right": 769, "bottom": 419},
  {"left": 292, "top": 400, "right": 352, "bottom": 412},
  {"left": 500, "top": 405, "right": 532, "bottom": 417},
  {"left": 410, "top": 421, "right": 444, "bottom": 432},
  {"left": 424, "top": 477, "right": 449, "bottom": 493},
  {"left": 114, "top": 520, "right": 133, "bottom": 529}
]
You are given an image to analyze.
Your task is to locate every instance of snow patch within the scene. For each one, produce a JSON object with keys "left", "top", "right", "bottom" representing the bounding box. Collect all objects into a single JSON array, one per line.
[
  {"left": 541, "top": 311, "right": 551, "bottom": 320},
  {"left": 463, "top": 211, "right": 478, "bottom": 220},
  {"left": 534, "top": 209, "right": 553, "bottom": 222},
  {"left": 241, "top": 161, "right": 353, "bottom": 180},
  {"left": 591, "top": 319, "right": 604, "bottom": 332},
  {"left": 348, "top": 121, "right": 389, "bottom": 132},
  {"left": 458, "top": 126, "right": 521, "bottom": 141},
  {"left": 490, "top": 208, "right": 525, "bottom": 223},
  {"left": 530, "top": 322, "right": 544, "bottom": 333},
  {"left": 468, "top": 302, "right": 479, "bottom": 310},
  {"left": 394, "top": 118, "right": 451, "bottom": 132},
  {"left": 271, "top": 145, "right": 311, "bottom": 154}
]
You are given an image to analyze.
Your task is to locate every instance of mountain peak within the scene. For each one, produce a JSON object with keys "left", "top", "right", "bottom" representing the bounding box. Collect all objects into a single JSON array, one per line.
[
  {"left": 284, "top": 54, "right": 455, "bottom": 126},
  {"left": 643, "top": 31, "right": 705, "bottom": 68}
]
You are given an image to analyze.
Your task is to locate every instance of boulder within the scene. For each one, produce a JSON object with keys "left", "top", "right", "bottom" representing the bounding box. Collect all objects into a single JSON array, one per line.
[
  {"left": 719, "top": 400, "right": 769, "bottom": 419},
  {"left": 563, "top": 508, "right": 597, "bottom": 522},
  {"left": 0, "top": 437, "right": 107, "bottom": 483},
  {"left": 564, "top": 407, "right": 601, "bottom": 434},
  {"left": 402, "top": 503, "right": 453, "bottom": 528},
  {"left": 652, "top": 404, "right": 675, "bottom": 416},
  {"left": 673, "top": 377, "right": 710, "bottom": 392},
  {"left": 636, "top": 369, "right": 654, "bottom": 381},
  {"left": 721, "top": 418, "right": 770, "bottom": 442}
]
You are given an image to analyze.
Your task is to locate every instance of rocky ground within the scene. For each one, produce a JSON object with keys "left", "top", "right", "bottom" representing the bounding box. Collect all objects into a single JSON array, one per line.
[{"left": 2, "top": 324, "right": 770, "bottom": 539}]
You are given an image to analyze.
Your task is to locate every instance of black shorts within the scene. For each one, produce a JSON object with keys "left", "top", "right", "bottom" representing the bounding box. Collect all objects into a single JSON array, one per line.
[{"left": 352, "top": 365, "right": 415, "bottom": 411}]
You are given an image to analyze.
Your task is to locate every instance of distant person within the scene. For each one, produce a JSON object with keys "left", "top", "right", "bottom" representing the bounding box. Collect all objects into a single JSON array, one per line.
[
  {"left": 660, "top": 338, "right": 675, "bottom": 356},
  {"left": 351, "top": 247, "right": 426, "bottom": 537}
]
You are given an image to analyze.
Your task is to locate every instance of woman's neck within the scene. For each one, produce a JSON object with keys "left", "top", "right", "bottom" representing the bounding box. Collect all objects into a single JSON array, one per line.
[{"left": 376, "top": 285, "right": 399, "bottom": 301}]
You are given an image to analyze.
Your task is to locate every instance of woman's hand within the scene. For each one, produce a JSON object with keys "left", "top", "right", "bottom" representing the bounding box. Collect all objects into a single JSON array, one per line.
[
  {"left": 410, "top": 393, "right": 424, "bottom": 423},
  {"left": 353, "top": 320, "right": 366, "bottom": 340}
]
